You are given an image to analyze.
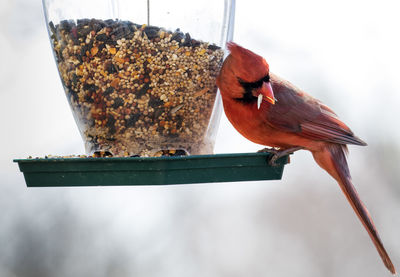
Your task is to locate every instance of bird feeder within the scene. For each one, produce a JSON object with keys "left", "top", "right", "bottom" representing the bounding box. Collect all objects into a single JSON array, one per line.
[{"left": 14, "top": 0, "right": 289, "bottom": 187}]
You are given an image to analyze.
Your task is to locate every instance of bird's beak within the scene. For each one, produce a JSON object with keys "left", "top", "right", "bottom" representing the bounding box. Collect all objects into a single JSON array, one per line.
[{"left": 256, "top": 82, "right": 275, "bottom": 109}]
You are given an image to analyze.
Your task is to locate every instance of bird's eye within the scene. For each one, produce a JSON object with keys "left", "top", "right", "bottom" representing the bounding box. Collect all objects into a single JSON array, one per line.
[
  {"left": 237, "top": 75, "right": 270, "bottom": 89},
  {"left": 262, "top": 75, "right": 270, "bottom": 82}
]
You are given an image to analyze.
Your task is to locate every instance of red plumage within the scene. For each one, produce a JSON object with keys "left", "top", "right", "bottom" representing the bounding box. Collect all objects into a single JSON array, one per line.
[{"left": 216, "top": 42, "right": 396, "bottom": 274}]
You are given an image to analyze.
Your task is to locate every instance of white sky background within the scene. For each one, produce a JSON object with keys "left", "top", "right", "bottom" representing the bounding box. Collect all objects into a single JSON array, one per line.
[{"left": 1, "top": 0, "right": 400, "bottom": 276}]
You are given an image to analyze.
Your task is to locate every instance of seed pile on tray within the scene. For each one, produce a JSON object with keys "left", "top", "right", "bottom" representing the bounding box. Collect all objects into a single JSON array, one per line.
[
  {"left": 49, "top": 18, "right": 224, "bottom": 156},
  {"left": 26, "top": 149, "right": 188, "bottom": 159}
]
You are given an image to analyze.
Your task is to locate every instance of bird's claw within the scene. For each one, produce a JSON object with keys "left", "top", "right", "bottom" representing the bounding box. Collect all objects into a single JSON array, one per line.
[
  {"left": 258, "top": 146, "right": 304, "bottom": 166},
  {"left": 269, "top": 154, "right": 281, "bottom": 167},
  {"left": 257, "top": 147, "right": 282, "bottom": 166}
]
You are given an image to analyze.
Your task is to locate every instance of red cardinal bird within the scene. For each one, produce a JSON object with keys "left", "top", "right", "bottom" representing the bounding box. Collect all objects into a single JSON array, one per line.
[{"left": 216, "top": 42, "right": 396, "bottom": 274}]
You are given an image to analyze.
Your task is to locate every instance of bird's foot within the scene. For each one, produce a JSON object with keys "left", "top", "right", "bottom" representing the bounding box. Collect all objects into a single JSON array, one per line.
[
  {"left": 257, "top": 146, "right": 304, "bottom": 166},
  {"left": 257, "top": 147, "right": 280, "bottom": 155}
]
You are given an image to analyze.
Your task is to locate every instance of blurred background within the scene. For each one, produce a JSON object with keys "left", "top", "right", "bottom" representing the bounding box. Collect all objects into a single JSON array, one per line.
[{"left": 1, "top": 0, "right": 399, "bottom": 276}]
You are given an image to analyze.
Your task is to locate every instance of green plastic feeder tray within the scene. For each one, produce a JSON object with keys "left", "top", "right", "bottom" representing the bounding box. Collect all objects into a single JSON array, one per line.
[{"left": 14, "top": 152, "right": 289, "bottom": 187}]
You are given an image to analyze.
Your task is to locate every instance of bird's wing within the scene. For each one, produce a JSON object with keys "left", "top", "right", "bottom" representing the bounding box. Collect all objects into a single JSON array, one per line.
[{"left": 266, "top": 74, "right": 366, "bottom": 146}]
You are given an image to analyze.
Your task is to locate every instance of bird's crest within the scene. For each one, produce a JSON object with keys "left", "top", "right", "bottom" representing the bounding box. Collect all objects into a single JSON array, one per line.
[{"left": 226, "top": 42, "right": 269, "bottom": 82}]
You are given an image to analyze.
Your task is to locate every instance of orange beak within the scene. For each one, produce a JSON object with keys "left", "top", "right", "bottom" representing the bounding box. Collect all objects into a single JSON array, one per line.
[{"left": 256, "top": 82, "right": 275, "bottom": 109}]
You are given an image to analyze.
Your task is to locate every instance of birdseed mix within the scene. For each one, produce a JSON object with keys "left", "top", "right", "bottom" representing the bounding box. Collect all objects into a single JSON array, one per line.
[{"left": 48, "top": 18, "right": 224, "bottom": 156}]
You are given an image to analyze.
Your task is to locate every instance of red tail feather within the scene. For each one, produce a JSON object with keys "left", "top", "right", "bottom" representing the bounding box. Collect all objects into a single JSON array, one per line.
[{"left": 313, "top": 145, "right": 396, "bottom": 275}]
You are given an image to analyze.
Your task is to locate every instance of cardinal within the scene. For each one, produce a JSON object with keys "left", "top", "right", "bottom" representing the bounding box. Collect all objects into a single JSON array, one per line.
[{"left": 216, "top": 42, "right": 396, "bottom": 274}]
